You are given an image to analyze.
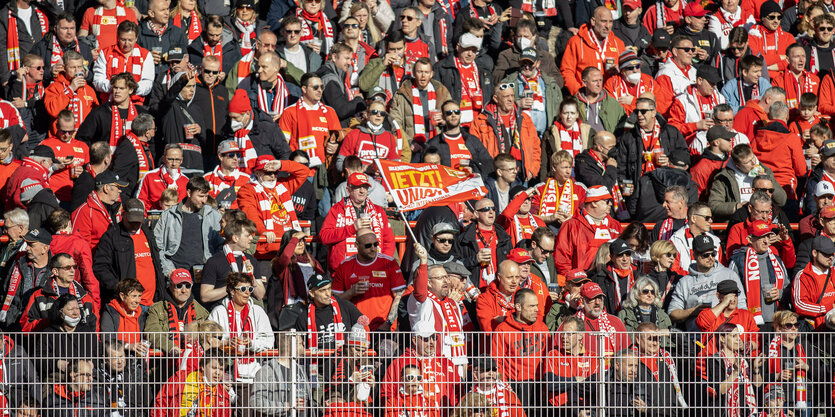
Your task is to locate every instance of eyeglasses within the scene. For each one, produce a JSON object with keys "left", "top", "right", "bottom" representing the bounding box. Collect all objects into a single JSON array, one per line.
[
  {"left": 498, "top": 83, "right": 515, "bottom": 90},
  {"left": 782, "top": 322, "right": 799, "bottom": 329},
  {"left": 642, "top": 289, "right": 656, "bottom": 295},
  {"left": 476, "top": 206, "right": 496, "bottom": 212},
  {"left": 663, "top": 252, "right": 677, "bottom": 258},
  {"left": 400, "top": 15, "right": 417, "bottom": 21},
  {"left": 58, "top": 264, "right": 78, "bottom": 270},
  {"left": 203, "top": 70, "right": 220, "bottom": 75},
  {"left": 538, "top": 247, "right": 554, "bottom": 255},
  {"left": 235, "top": 285, "right": 255, "bottom": 293},
  {"left": 175, "top": 282, "right": 193, "bottom": 289},
  {"left": 819, "top": 26, "right": 835, "bottom": 32},
  {"left": 754, "top": 187, "right": 775, "bottom": 193},
  {"left": 404, "top": 374, "right": 424, "bottom": 382},
  {"left": 444, "top": 109, "right": 461, "bottom": 116},
  {"left": 716, "top": 118, "right": 735, "bottom": 124},
  {"left": 728, "top": 46, "right": 746, "bottom": 52},
  {"left": 343, "top": 23, "right": 359, "bottom": 29},
  {"left": 675, "top": 47, "right": 696, "bottom": 53},
  {"left": 622, "top": 65, "right": 640, "bottom": 72},
  {"left": 435, "top": 238, "right": 454, "bottom": 244},
  {"left": 429, "top": 274, "right": 449, "bottom": 280},
  {"left": 307, "top": 84, "right": 323, "bottom": 90},
  {"left": 369, "top": 109, "right": 387, "bottom": 117},
  {"left": 699, "top": 252, "right": 717, "bottom": 259},
  {"left": 363, "top": 242, "right": 380, "bottom": 249},
  {"left": 752, "top": 207, "right": 773, "bottom": 216},
  {"left": 285, "top": 29, "right": 301, "bottom": 35},
  {"left": 764, "top": 13, "right": 781, "bottom": 20},
  {"left": 237, "top": 4, "right": 253, "bottom": 9},
  {"left": 635, "top": 108, "right": 654, "bottom": 115},
  {"left": 693, "top": 213, "right": 713, "bottom": 222},
  {"left": 32, "top": 65, "right": 44, "bottom": 70}
]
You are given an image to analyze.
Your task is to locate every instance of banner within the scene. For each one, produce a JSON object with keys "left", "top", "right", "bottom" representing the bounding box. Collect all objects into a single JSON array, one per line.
[{"left": 374, "top": 159, "right": 488, "bottom": 212}]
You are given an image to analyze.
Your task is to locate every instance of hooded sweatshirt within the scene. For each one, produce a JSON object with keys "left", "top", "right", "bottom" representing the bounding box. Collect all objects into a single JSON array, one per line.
[
  {"left": 750, "top": 120, "right": 807, "bottom": 192},
  {"left": 559, "top": 24, "right": 626, "bottom": 95},
  {"left": 666, "top": 264, "right": 749, "bottom": 328},
  {"left": 103, "top": 298, "right": 143, "bottom": 345},
  {"left": 492, "top": 314, "right": 550, "bottom": 381}
]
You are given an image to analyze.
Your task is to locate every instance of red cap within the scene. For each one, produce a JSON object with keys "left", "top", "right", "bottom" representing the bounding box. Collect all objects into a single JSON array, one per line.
[
  {"left": 566, "top": 269, "right": 590, "bottom": 284},
  {"left": 170, "top": 268, "right": 192, "bottom": 284},
  {"left": 683, "top": 2, "right": 708, "bottom": 17},
  {"left": 822, "top": 206, "right": 835, "bottom": 219},
  {"left": 580, "top": 282, "right": 605, "bottom": 299},
  {"left": 253, "top": 155, "right": 277, "bottom": 172},
  {"left": 229, "top": 89, "right": 252, "bottom": 114},
  {"left": 622, "top": 0, "right": 641, "bottom": 9},
  {"left": 748, "top": 220, "right": 778, "bottom": 237},
  {"left": 348, "top": 173, "right": 371, "bottom": 187},
  {"left": 507, "top": 248, "right": 534, "bottom": 264}
]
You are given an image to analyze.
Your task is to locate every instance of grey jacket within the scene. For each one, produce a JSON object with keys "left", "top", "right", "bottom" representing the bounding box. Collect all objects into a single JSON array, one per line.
[
  {"left": 251, "top": 359, "right": 312, "bottom": 417},
  {"left": 154, "top": 202, "right": 223, "bottom": 276},
  {"left": 667, "top": 264, "right": 747, "bottom": 314}
]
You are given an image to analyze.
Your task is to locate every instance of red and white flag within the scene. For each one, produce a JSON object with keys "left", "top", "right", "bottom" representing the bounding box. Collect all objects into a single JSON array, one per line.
[{"left": 375, "top": 160, "right": 487, "bottom": 211}]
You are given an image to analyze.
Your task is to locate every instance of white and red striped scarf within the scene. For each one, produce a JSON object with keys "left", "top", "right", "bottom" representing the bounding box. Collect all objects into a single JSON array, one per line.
[
  {"left": 519, "top": 69, "right": 545, "bottom": 113},
  {"left": 236, "top": 18, "right": 257, "bottom": 82},
  {"left": 511, "top": 214, "right": 541, "bottom": 244},
  {"left": 455, "top": 57, "right": 482, "bottom": 123},
  {"left": 658, "top": 217, "right": 684, "bottom": 241},
  {"left": 297, "top": 8, "right": 334, "bottom": 51},
  {"left": 110, "top": 101, "right": 137, "bottom": 147},
  {"left": 6, "top": 7, "right": 48, "bottom": 71},
  {"left": 607, "top": 264, "right": 635, "bottom": 310},
  {"left": 104, "top": 44, "right": 144, "bottom": 83},
  {"left": 640, "top": 121, "right": 662, "bottom": 172},
  {"left": 744, "top": 247, "right": 785, "bottom": 325},
  {"left": 538, "top": 178, "right": 575, "bottom": 217},
  {"left": 473, "top": 382, "right": 513, "bottom": 417},
  {"left": 20, "top": 157, "right": 50, "bottom": 186},
  {"left": 809, "top": 47, "right": 835, "bottom": 74},
  {"left": 719, "top": 350, "right": 759, "bottom": 417},
  {"left": 0, "top": 265, "right": 24, "bottom": 320},
  {"left": 92, "top": 6, "right": 125, "bottom": 37},
  {"left": 203, "top": 43, "right": 222, "bottom": 68},
  {"left": 256, "top": 77, "right": 288, "bottom": 117},
  {"left": 307, "top": 296, "right": 344, "bottom": 350},
  {"left": 227, "top": 300, "right": 255, "bottom": 377},
  {"left": 50, "top": 35, "right": 80, "bottom": 68},
  {"left": 205, "top": 167, "right": 246, "bottom": 195},
  {"left": 234, "top": 120, "right": 258, "bottom": 173},
  {"left": 521, "top": 0, "right": 556, "bottom": 15},
  {"left": 412, "top": 83, "right": 436, "bottom": 143},
  {"left": 88, "top": 188, "right": 119, "bottom": 224},
  {"left": 173, "top": 10, "right": 202, "bottom": 42},
  {"left": 556, "top": 121, "right": 582, "bottom": 157},
  {"left": 576, "top": 309, "right": 617, "bottom": 354},
  {"left": 222, "top": 244, "right": 253, "bottom": 275},
  {"left": 785, "top": 70, "right": 817, "bottom": 109},
  {"left": 250, "top": 179, "right": 300, "bottom": 233},
  {"left": 59, "top": 77, "right": 89, "bottom": 129},
  {"left": 426, "top": 291, "right": 466, "bottom": 363},
  {"left": 767, "top": 336, "right": 807, "bottom": 409}
]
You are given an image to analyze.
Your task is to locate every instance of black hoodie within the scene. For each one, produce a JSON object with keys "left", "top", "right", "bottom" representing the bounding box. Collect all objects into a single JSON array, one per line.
[{"left": 26, "top": 188, "right": 60, "bottom": 230}]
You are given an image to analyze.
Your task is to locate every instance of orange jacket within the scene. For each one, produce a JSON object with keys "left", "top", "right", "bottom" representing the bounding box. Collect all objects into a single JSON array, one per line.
[
  {"left": 43, "top": 73, "right": 99, "bottom": 123},
  {"left": 475, "top": 280, "right": 515, "bottom": 331},
  {"left": 820, "top": 73, "right": 835, "bottom": 117},
  {"left": 469, "top": 107, "right": 540, "bottom": 180},
  {"left": 492, "top": 314, "right": 550, "bottom": 381},
  {"left": 732, "top": 100, "right": 768, "bottom": 140},
  {"left": 560, "top": 24, "right": 625, "bottom": 95},
  {"left": 771, "top": 69, "right": 820, "bottom": 109},
  {"left": 750, "top": 120, "right": 807, "bottom": 192},
  {"left": 747, "top": 25, "right": 794, "bottom": 79},
  {"left": 603, "top": 73, "right": 656, "bottom": 114}
]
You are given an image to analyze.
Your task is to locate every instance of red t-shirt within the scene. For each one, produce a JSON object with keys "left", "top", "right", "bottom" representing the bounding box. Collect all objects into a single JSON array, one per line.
[
  {"left": 544, "top": 349, "right": 598, "bottom": 406},
  {"left": 332, "top": 254, "right": 406, "bottom": 328},
  {"left": 80, "top": 6, "right": 138, "bottom": 49},
  {"left": 131, "top": 229, "right": 156, "bottom": 305},
  {"left": 443, "top": 134, "right": 472, "bottom": 169},
  {"left": 41, "top": 138, "right": 89, "bottom": 203}
]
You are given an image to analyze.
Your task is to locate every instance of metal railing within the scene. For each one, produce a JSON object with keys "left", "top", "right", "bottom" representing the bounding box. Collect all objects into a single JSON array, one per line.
[{"left": 1, "top": 329, "right": 833, "bottom": 417}]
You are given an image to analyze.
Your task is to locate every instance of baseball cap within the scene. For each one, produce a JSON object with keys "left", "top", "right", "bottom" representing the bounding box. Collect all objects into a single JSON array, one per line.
[
  {"left": 566, "top": 269, "right": 590, "bottom": 285},
  {"left": 95, "top": 170, "right": 129, "bottom": 188},
  {"left": 816, "top": 181, "right": 835, "bottom": 198},
  {"left": 692, "top": 234, "right": 715, "bottom": 254},
  {"left": 24, "top": 228, "right": 52, "bottom": 245},
  {"left": 697, "top": 65, "right": 722, "bottom": 86},
  {"left": 716, "top": 279, "right": 740, "bottom": 295},
  {"left": 31, "top": 145, "right": 59, "bottom": 163},
  {"left": 368, "top": 86, "right": 387, "bottom": 100},
  {"left": 472, "top": 357, "right": 498, "bottom": 371},
  {"left": 610, "top": 239, "right": 633, "bottom": 255},
  {"left": 669, "top": 149, "right": 691, "bottom": 169},
  {"left": 585, "top": 185, "right": 612, "bottom": 203},
  {"left": 123, "top": 198, "right": 146, "bottom": 223},
  {"left": 706, "top": 125, "right": 736, "bottom": 142},
  {"left": 413, "top": 320, "right": 436, "bottom": 338},
  {"left": 652, "top": 29, "right": 671, "bottom": 49},
  {"left": 167, "top": 46, "right": 186, "bottom": 62},
  {"left": 459, "top": 32, "right": 483, "bottom": 49},
  {"left": 236, "top": 0, "right": 254, "bottom": 7},
  {"left": 813, "top": 235, "right": 835, "bottom": 255},
  {"left": 683, "top": 2, "right": 708, "bottom": 17},
  {"left": 820, "top": 140, "right": 835, "bottom": 158},
  {"left": 170, "top": 268, "right": 193, "bottom": 284},
  {"left": 307, "top": 273, "right": 332, "bottom": 290},
  {"left": 217, "top": 140, "right": 242, "bottom": 155},
  {"left": 580, "top": 282, "right": 604, "bottom": 299},
  {"left": 519, "top": 47, "right": 538, "bottom": 63},
  {"left": 253, "top": 155, "right": 277, "bottom": 172},
  {"left": 19, "top": 178, "right": 43, "bottom": 203},
  {"left": 432, "top": 222, "right": 459, "bottom": 236},
  {"left": 748, "top": 219, "right": 778, "bottom": 237},
  {"left": 507, "top": 248, "right": 534, "bottom": 264},
  {"left": 622, "top": 0, "right": 641, "bottom": 9},
  {"left": 348, "top": 173, "right": 371, "bottom": 187},
  {"left": 821, "top": 205, "right": 835, "bottom": 219}
]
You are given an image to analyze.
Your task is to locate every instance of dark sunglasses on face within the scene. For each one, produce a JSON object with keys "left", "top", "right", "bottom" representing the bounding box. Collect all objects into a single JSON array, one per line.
[
  {"left": 699, "top": 252, "right": 717, "bottom": 259},
  {"left": 635, "top": 108, "right": 654, "bottom": 115},
  {"left": 444, "top": 109, "right": 461, "bottom": 116},
  {"left": 476, "top": 206, "right": 496, "bottom": 212},
  {"left": 203, "top": 69, "right": 220, "bottom": 75},
  {"left": 364, "top": 242, "right": 380, "bottom": 249},
  {"left": 285, "top": 29, "right": 301, "bottom": 35},
  {"left": 764, "top": 13, "right": 781, "bottom": 20},
  {"left": 435, "top": 238, "right": 454, "bottom": 244},
  {"left": 175, "top": 282, "right": 193, "bottom": 289},
  {"left": 369, "top": 109, "right": 387, "bottom": 117},
  {"left": 343, "top": 23, "right": 360, "bottom": 29},
  {"left": 400, "top": 15, "right": 416, "bottom": 21},
  {"left": 308, "top": 84, "right": 323, "bottom": 90},
  {"left": 819, "top": 26, "right": 835, "bottom": 32},
  {"left": 237, "top": 5, "right": 253, "bottom": 9},
  {"left": 236, "top": 285, "right": 255, "bottom": 293},
  {"left": 60, "top": 129, "right": 75, "bottom": 135},
  {"left": 783, "top": 322, "right": 799, "bottom": 329},
  {"left": 32, "top": 66, "right": 44, "bottom": 70},
  {"left": 754, "top": 187, "right": 775, "bottom": 193},
  {"left": 675, "top": 47, "right": 695, "bottom": 53},
  {"left": 642, "top": 289, "right": 656, "bottom": 295},
  {"left": 623, "top": 65, "right": 640, "bottom": 72}
]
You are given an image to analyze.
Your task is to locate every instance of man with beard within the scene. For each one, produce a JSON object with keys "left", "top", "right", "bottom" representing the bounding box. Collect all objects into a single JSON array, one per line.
[
  {"left": 187, "top": 15, "right": 241, "bottom": 76},
  {"left": 318, "top": 42, "right": 365, "bottom": 126},
  {"left": 31, "top": 13, "right": 94, "bottom": 83},
  {"left": 145, "top": 269, "right": 210, "bottom": 355},
  {"left": 416, "top": 100, "right": 493, "bottom": 176}
]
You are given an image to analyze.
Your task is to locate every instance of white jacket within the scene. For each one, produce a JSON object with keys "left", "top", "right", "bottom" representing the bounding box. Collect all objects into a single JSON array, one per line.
[{"left": 209, "top": 298, "right": 275, "bottom": 381}]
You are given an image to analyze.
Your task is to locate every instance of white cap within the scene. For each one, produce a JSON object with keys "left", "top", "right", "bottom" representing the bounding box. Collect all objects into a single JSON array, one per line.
[
  {"left": 459, "top": 33, "right": 483, "bottom": 50},
  {"left": 412, "top": 321, "right": 436, "bottom": 338},
  {"left": 816, "top": 181, "right": 835, "bottom": 198}
]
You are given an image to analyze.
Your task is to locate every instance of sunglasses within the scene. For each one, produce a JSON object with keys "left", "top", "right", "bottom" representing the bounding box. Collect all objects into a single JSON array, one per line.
[
  {"left": 203, "top": 69, "right": 220, "bottom": 75},
  {"left": 223, "top": 153, "right": 241, "bottom": 159},
  {"left": 694, "top": 213, "right": 713, "bottom": 222},
  {"left": 635, "top": 108, "right": 654, "bottom": 115},
  {"left": 728, "top": 46, "right": 746, "bottom": 51},
  {"left": 819, "top": 26, "right": 835, "bottom": 32},
  {"left": 476, "top": 206, "right": 496, "bottom": 212},
  {"left": 32, "top": 65, "right": 44, "bottom": 70},
  {"left": 498, "top": 82, "right": 515, "bottom": 90},
  {"left": 699, "top": 252, "right": 717, "bottom": 259},
  {"left": 60, "top": 129, "right": 76, "bottom": 135},
  {"left": 754, "top": 187, "right": 775, "bottom": 193},
  {"left": 782, "top": 322, "right": 799, "bottom": 329},
  {"left": 675, "top": 47, "right": 696, "bottom": 53},
  {"left": 343, "top": 23, "right": 359, "bottom": 29},
  {"left": 622, "top": 65, "right": 640, "bottom": 72},
  {"left": 236, "top": 4, "right": 253, "bottom": 9},
  {"left": 642, "top": 289, "right": 656, "bottom": 295},
  {"left": 404, "top": 374, "right": 424, "bottom": 382},
  {"left": 175, "top": 282, "right": 193, "bottom": 289},
  {"left": 363, "top": 242, "right": 380, "bottom": 249},
  {"left": 764, "top": 13, "right": 781, "bottom": 20},
  {"left": 369, "top": 109, "right": 387, "bottom": 117},
  {"left": 444, "top": 109, "right": 461, "bottom": 116},
  {"left": 285, "top": 29, "right": 301, "bottom": 35},
  {"left": 58, "top": 264, "right": 78, "bottom": 270},
  {"left": 236, "top": 285, "right": 255, "bottom": 293},
  {"left": 307, "top": 84, "right": 323, "bottom": 90},
  {"left": 400, "top": 15, "right": 416, "bottom": 21},
  {"left": 435, "top": 238, "right": 454, "bottom": 244}
]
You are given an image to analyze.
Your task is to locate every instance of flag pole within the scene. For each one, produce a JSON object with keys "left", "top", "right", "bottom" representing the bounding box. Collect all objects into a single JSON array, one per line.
[
  {"left": 375, "top": 159, "right": 419, "bottom": 244},
  {"left": 398, "top": 210, "right": 418, "bottom": 243}
]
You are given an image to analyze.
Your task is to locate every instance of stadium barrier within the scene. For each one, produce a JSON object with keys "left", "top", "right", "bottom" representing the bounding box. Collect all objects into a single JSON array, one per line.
[{"left": 4, "top": 329, "right": 832, "bottom": 417}]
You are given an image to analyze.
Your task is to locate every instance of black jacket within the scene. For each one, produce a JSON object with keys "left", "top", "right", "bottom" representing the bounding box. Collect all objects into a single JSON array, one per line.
[
  {"left": 76, "top": 104, "right": 149, "bottom": 145},
  {"left": 70, "top": 170, "right": 95, "bottom": 212},
  {"left": 634, "top": 167, "right": 699, "bottom": 223},
  {"left": 4, "top": 77, "right": 49, "bottom": 144},
  {"left": 413, "top": 130, "right": 494, "bottom": 176},
  {"left": 193, "top": 75, "right": 229, "bottom": 157},
  {"left": 616, "top": 117, "right": 688, "bottom": 216},
  {"left": 453, "top": 223, "right": 512, "bottom": 287},
  {"left": 674, "top": 26, "right": 720, "bottom": 66},
  {"left": 112, "top": 134, "right": 154, "bottom": 202},
  {"left": 317, "top": 61, "right": 366, "bottom": 126},
  {"left": 92, "top": 221, "right": 166, "bottom": 304},
  {"left": 0, "top": 4, "right": 47, "bottom": 84},
  {"left": 590, "top": 264, "right": 642, "bottom": 314},
  {"left": 612, "top": 18, "right": 651, "bottom": 55},
  {"left": 26, "top": 188, "right": 60, "bottom": 230},
  {"left": 187, "top": 35, "right": 241, "bottom": 75},
  {"left": 157, "top": 75, "right": 208, "bottom": 172},
  {"left": 574, "top": 150, "right": 619, "bottom": 191},
  {"left": 30, "top": 32, "right": 94, "bottom": 83},
  {"left": 433, "top": 54, "right": 493, "bottom": 106},
  {"left": 220, "top": 111, "right": 291, "bottom": 160},
  {"left": 136, "top": 18, "right": 188, "bottom": 78}
]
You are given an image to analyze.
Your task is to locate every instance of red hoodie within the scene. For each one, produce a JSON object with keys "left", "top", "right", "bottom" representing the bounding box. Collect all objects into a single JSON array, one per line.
[
  {"left": 492, "top": 314, "right": 550, "bottom": 381},
  {"left": 733, "top": 100, "right": 768, "bottom": 141},
  {"left": 475, "top": 280, "right": 515, "bottom": 332},
  {"left": 51, "top": 232, "right": 99, "bottom": 311},
  {"left": 559, "top": 24, "right": 626, "bottom": 95},
  {"left": 750, "top": 120, "right": 807, "bottom": 194}
]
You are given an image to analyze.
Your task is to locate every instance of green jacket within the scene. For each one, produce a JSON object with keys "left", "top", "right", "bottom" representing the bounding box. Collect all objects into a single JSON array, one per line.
[
  {"left": 500, "top": 71, "right": 562, "bottom": 127},
  {"left": 144, "top": 298, "right": 210, "bottom": 353},
  {"left": 617, "top": 305, "right": 674, "bottom": 348},
  {"left": 576, "top": 92, "right": 625, "bottom": 134},
  {"left": 708, "top": 163, "right": 787, "bottom": 222},
  {"left": 358, "top": 56, "right": 386, "bottom": 94},
  {"left": 545, "top": 301, "right": 579, "bottom": 332}
]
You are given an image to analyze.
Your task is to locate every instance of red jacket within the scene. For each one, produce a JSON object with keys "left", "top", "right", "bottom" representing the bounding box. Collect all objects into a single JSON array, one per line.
[
  {"left": 732, "top": 100, "right": 768, "bottom": 140},
  {"left": 544, "top": 347, "right": 599, "bottom": 406},
  {"left": 820, "top": 73, "right": 835, "bottom": 117},
  {"left": 384, "top": 391, "right": 441, "bottom": 417},
  {"left": 475, "top": 280, "right": 515, "bottom": 331},
  {"left": 41, "top": 138, "right": 90, "bottom": 202},
  {"left": 554, "top": 213, "right": 622, "bottom": 275},
  {"left": 498, "top": 191, "right": 546, "bottom": 247},
  {"left": 237, "top": 160, "right": 309, "bottom": 258},
  {"left": 380, "top": 349, "right": 460, "bottom": 407},
  {"left": 71, "top": 192, "right": 119, "bottom": 253},
  {"left": 43, "top": 72, "right": 99, "bottom": 123},
  {"left": 750, "top": 120, "right": 807, "bottom": 193},
  {"left": 136, "top": 167, "right": 189, "bottom": 210},
  {"left": 323, "top": 402, "right": 372, "bottom": 417},
  {"left": 338, "top": 127, "right": 401, "bottom": 165},
  {"left": 690, "top": 151, "right": 728, "bottom": 199},
  {"left": 319, "top": 198, "right": 395, "bottom": 272},
  {"left": 792, "top": 262, "right": 835, "bottom": 330},
  {"left": 771, "top": 69, "right": 820, "bottom": 109},
  {"left": 21, "top": 278, "right": 98, "bottom": 332},
  {"left": 4, "top": 158, "right": 49, "bottom": 210},
  {"left": 725, "top": 219, "right": 796, "bottom": 268},
  {"left": 492, "top": 314, "right": 550, "bottom": 381},
  {"left": 578, "top": 311, "right": 629, "bottom": 357},
  {"left": 747, "top": 25, "right": 794, "bottom": 79},
  {"left": 51, "top": 232, "right": 99, "bottom": 310},
  {"left": 560, "top": 24, "right": 625, "bottom": 95}
]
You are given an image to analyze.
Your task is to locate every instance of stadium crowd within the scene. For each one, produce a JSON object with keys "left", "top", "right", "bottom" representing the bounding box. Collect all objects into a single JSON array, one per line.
[{"left": 3, "top": 0, "right": 835, "bottom": 415}]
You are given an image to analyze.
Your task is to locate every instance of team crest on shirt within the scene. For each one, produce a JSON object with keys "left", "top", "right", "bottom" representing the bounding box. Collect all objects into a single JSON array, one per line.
[
  {"left": 271, "top": 201, "right": 288, "bottom": 217},
  {"left": 320, "top": 117, "right": 328, "bottom": 123},
  {"left": 698, "top": 40, "right": 710, "bottom": 47},
  {"left": 74, "top": 147, "right": 84, "bottom": 153},
  {"left": 372, "top": 271, "right": 386, "bottom": 278}
]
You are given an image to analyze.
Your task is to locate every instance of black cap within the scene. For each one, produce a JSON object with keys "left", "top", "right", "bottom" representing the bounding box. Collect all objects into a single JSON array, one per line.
[
  {"left": 24, "top": 228, "right": 52, "bottom": 245},
  {"left": 236, "top": 0, "right": 254, "bottom": 7},
  {"left": 652, "top": 29, "right": 671, "bottom": 49},
  {"left": 716, "top": 279, "right": 740, "bottom": 295},
  {"left": 509, "top": 185, "right": 528, "bottom": 198},
  {"left": 95, "top": 170, "right": 130, "bottom": 188},
  {"left": 821, "top": 139, "right": 835, "bottom": 158},
  {"left": 307, "top": 273, "right": 331, "bottom": 290},
  {"left": 123, "top": 198, "right": 146, "bottom": 223},
  {"left": 167, "top": 45, "right": 186, "bottom": 62},
  {"left": 31, "top": 145, "right": 58, "bottom": 163},
  {"left": 669, "top": 149, "right": 691, "bottom": 169},
  {"left": 519, "top": 47, "right": 539, "bottom": 63},
  {"left": 707, "top": 125, "right": 736, "bottom": 142},
  {"left": 610, "top": 239, "right": 632, "bottom": 255},
  {"left": 472, "top": 357, "right": 498, "bottom": 371},
  {"left": 692, "top": 234, "right": 715, "bottom": 254},
  {"left": 813, "top": 235, "right": 835, "bottom": 256},
  {"left": 697, "top": 65, "right": 721, "bottom": 86},
  {"left": 760, "top": 0, "right": 781, "bottom": 19}
]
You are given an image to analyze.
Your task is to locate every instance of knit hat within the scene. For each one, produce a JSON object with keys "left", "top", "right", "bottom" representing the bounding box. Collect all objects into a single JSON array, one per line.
[
  {"left": 347, "top": 316, "right": 370, "bottom": 347},
  {"left": 229, "top": 89, "right": 252, "bottom": 114},
  {"left": 584, "top": 185, "right": 612, "bottom": 203},
  {"left": 759, "top": 0, "right": 781, "bottom": 19},
  {"left": 618, "top": 50, "right": 641, "bottom": 71},
  {"left": 19, "top": 178, "right": 43, "bottom": 203}
]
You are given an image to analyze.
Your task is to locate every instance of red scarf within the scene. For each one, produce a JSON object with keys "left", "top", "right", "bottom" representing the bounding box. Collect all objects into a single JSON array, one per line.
[
  {"left": 607, "top": 264, "right": 635, "bottom": 310},
  {"left": 476, "top": 228, "right": 497, "bottom": 287},
  {"left": 50, "top": 35, "right": 80, "bottom": 68},
  {"left": 556, "top": 121, "right": 582, "bottom": 157},
  {"left": 720, "top": 350, "right": 759, "bottom": 417},
  {"left": 767, "top": 336, "right": 807, "bottom": 408},
  {"left": 167, "top": 301, "right": 197, "bottom": 349},
  {"left": 227, "top": 300, "right": 254, "bottom": 376},
  {"left": 576, "top": 309, "right": 617, "bottom": 355},
  {"left": 586, "top": 214, "right": 613, "bottom": 248},
  {"left": 222, "top": 244, "right": 253, "bottom": 275},
  {"left": 6, "top": 7, "right": 48, "bottom": 71},
  {"left": 103, "top": 44, "right": 144, "bottom": 82},
  {"left": 203, "top": 43, "right": 223, "bottom": 68},
  {"left": 658, "top": 217, "right": 679, "bottom": 241},
  {"left": 20, "top": 157, "right": 50, "bottom": 186},
  {"left": 784, "top": 70, "right": 817, "bottom": 109},
  {"left": 257, "top": 78, "right": 287, "bottom": 116},
  {"left": 744, "top": 247, "right": 785, "bottom": 325},
  {"left": 640, "top": 121, "right": 662, "bottom": 173},
  {"left": 412, "top": 83, "right": 436, "bottom": 143},
  {"left": 173, "top": 11, "right": 202, "bottom": 42},
  {"left": 233, "top": 120, "right": 257, "bottom": 173},
  {"left": 539, "top": 178, "right": 575, "bottom": 217},
  {"left": 307, "top": 297, "right": 344, "bottom": 350},
  {"left": 297, "top": 8, "right": 334, "bottom": 49},
  {"left": 110, "top": 102, "right": 137, "bottom": 147},
  {"left": 250, "top": 178, "right": 300, "bottom": 234},
  {"left": 57, "top": 74, "right": 91, "bottom": 129},
  {"left": 126, "top": 131, "right": 152, "bottom": 175},
  {"left": 206, "top": 167, "right": 246, "bottom": 195},
  {"left": 455, "top": 57, "right": 482, "bottom": 122}
]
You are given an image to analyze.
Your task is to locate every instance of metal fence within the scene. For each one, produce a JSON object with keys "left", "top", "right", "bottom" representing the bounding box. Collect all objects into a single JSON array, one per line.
[{"left": 2, "top": 329, "right": 833, "bottom": 417}]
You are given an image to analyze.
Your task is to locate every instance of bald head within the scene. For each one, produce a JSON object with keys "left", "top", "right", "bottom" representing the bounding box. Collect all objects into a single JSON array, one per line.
[
  {"left": 497, "top": 260, "right": 521, "bottom": 295},
  {"left": 593, "top": 131, "right": 616, "bottom": 159},
  {"left": 591, "top": 7, "right": 613, "bottom": 38}
]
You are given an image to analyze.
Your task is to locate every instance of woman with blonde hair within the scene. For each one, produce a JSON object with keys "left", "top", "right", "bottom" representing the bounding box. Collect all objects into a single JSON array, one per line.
[
  {"left": 171, "top": 0, "right": 203, "bottom": 42},
  {"left": 766, "top": 310, "right": 811, "bottom": 414},
  {"left": 338, "top": 0, "right": 395, "bottom": 37},
  {"left": 795, "top": 4, "right": 826, "bottom": 43},
  {"left": 647, "top": 240, "right": 682, "bottom": 306},
  {"left": 347, "top": 2, "right": 381, "bottom": 45}
]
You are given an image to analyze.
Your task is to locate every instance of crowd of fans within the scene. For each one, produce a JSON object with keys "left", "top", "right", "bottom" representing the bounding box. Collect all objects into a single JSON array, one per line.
[{"left": 3, "top": 0, "right": 835, "bottom": 415}]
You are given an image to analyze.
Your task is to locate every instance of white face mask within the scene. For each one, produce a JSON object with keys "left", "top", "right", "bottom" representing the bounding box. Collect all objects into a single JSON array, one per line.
[
  {"left": 367, "top": 121, "right": 383, "bottom": 132},
  {"left": 230, "top": 119, "right": 244, "bottom": 132},
  {"left": 1, "top": 154, "right": 12, "bottom": 165},
  {"left": 63, "top": 314, "right": 82, "bottom": 327},
  {"left": 260, "top": 179, "right": 277, "bottom": 188},
  {"left": 625, "top": 72, "right": 641, "bottom": 85},
  {"left": 516, "top": 37, "right": 532, "bottom": 50}
]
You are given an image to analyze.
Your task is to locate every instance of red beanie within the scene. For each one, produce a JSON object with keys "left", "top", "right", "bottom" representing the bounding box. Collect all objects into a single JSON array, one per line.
[{"left": 229, "top": 89, "right": 252, "bottom": 114}]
